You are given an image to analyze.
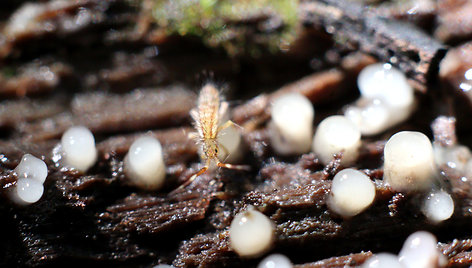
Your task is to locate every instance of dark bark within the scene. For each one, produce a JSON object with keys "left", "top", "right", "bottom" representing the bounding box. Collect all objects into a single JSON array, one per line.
[{"left": 299, "top": 0, "right": 448, "bottom": 92}]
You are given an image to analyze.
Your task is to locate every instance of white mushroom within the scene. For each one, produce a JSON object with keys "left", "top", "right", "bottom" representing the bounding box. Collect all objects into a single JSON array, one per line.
[
  {"left": 269, "top": 93, "right": 314, "bottom": 155},
  {"left": 328, "top": 168, "right": 376, "bottom": 217},
  {"left": 217, "top": 123, "right": 243, "bottom": 163},
  {"left": 357, "top": 63, "right": 414, "bottom": 108},
  {"left": 345, "top": 63, "right": 415, "bottom": 136},
  {"left": 11, "top": 154, "right": 48, "bottom": 205},
  {"left": 13, "top": 178, "right": 44, "bottom": 204},
  {"left": 384, "top": 131, "right": 437, "bottom": 192},
  {"left": 14, "top": 154, "right": 48, "bottom": 184},
  {"left": 258, "top": 254, "right": 292, "bottom": 268},
  {"left": 422, "top": 190, "right": 454, "bottom": 223},
  {"left": 433, "top": 144, "right": 472, "bottom": 172},
  {"left": 344, "top": 98, "right": 391, "bottom": 136},
  {"left": 312, "top": 115, "right": 361, "bottom": 165},
  {"left": 61, "top": 126, "right": 97, "bottom": 172},
  {"left": 124, "top": 136, "right": 166, "bottom": 190},
  {"left": 398, "top": 231, "right": 446, "bottom": 268},
  {"left": 229, "top": 207, "right": 275, "bottom": 258}
]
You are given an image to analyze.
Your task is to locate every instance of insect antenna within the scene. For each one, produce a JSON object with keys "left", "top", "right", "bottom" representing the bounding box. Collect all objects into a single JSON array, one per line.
[{"left": 170, "top": 165, "right": 209, "bottom": 195}]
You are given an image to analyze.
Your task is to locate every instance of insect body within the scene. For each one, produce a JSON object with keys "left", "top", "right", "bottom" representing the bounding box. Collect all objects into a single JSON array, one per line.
[{"left": 185, "top": 84, "right": 247, "bottom": 185}]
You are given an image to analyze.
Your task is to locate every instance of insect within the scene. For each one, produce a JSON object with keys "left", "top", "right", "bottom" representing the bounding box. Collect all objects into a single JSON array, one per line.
[{"left": 183, "top": 83, "right": 248, "bottom": 187}]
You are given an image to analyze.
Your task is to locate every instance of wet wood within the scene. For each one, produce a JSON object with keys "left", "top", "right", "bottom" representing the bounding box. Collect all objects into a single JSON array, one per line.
[{"left": 299, "top": 0, "right": 448, "bottom": 92}]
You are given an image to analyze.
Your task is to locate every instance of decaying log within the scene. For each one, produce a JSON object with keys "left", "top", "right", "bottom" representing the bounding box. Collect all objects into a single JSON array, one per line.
[{"left": 294, "top": 252, "right": 373, "bottom": 268}]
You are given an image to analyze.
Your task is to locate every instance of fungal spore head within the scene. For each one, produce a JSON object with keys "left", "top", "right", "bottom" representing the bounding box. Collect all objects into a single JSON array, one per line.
[
  {"left": 13, "top": 178, "right": 44, "bottom": 204},
  {"left": 269, "top": 92, "right": 314, "bottom": 155},
  {"left": 383, "top": 131, "right": 437, "bottom": 192},
  {"left": 328, "top": 168, "right": 376, "bottom": 217},
  {"left": 124, "top": 136, "right": 166, "bottom": 190},
  {"left": 229, "top": 206, "right": 275, "bottom": 258},
  {"left": 14, "top": 153, "right": 48, "bottom": 184},
  {"left": 399, "top": 231, "right": 445, "bottom": 268},
  {"left": 312, "top": 115, "right": 361, "bottom": 165},
  {"left": 61, "top": 125, "right": 97, "bottom": 172}
]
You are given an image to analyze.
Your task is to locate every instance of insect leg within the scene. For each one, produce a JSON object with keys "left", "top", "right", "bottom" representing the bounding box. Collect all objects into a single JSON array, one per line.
[
  {"left": 173, "top": 165, "right": 209, "bottom": 192},
  {"left": 217, "top": 120, "right": 244, "bottom": 133},
  {"left": 217, "top": 162, "right": 250, "bottom": 171}
]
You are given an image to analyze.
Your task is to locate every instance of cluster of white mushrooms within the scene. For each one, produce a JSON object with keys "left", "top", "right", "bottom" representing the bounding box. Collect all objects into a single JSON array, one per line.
[
  {"left": 269, "top": 63, "right": 416, "bottom": 163},
  {"left": 11, "top": 124, "right": 172, "bottom": 204},
  {"left": 345, "top": 63, "right": 416, "bottom": 136},
  {"left": 144, "top": 225, "right": 446, "bottom": 268},
  {"left": 11, "top": 154, "right": 48, "bottom": 204},
  {"left": 225, "top": 62, "right": 460, "bottom": 260},
  {"left": 61, "top": 126, "right": 170, "bottom": 190},
  {"left": 266, "top": 62, "right": 457, "bottom": 221},
  {"left": 362, "top": 231, "right": 446, "bottom": 268},
  {"left": 383, "top": 131, "right": 455, "bottom": 222}
]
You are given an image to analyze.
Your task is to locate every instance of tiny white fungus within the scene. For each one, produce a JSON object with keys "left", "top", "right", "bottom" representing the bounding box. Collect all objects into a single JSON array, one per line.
[
  {"left": 328, "top": 168, "right": 376, "bottom": 217},
  {"left": 14, "top": 154, "right": 48, "bottom": 184},
  {"left": 229, "top": 207, "right": 275, "bottom": 258},
  {"left": 61, "top": 126, "right": 97, "bottom": 172},
  {"left": 312, "top": 115, "right": 361, "bottom": 165},
  {"left": 14, "top": 178, "right": 44, "bottom": 204},
  {"left": 217, "top": 123, "right": 243, "bottom": 163},
  {"left": 357, "top": 63, "right": 414, "bottom": 108},
  {"left": 398, "top": 231, "right": 444, "bottom": 268},
  {"left": 11, "top": 153, "right": 48, "bottom": 205},
  {"left": 433, "top": 144, "right": 472, "bottom": 172},
  {"left": 344, "top": 98, "right": 414, "bottom": 136},
  {"left": 361, "top": 253, "right": 404, "bottom": 268},
  {"left": 344, "top": 98, "right": 390, "bottom": 136},
  {"left": 422, "top": 190, "right": 454, "bottom": 223},
  {"left": 125, "top": 136, "right": 166, "bottom": 190},
  {"left": 258, "top": 254, "right": 293, "bottom": 268},
  {"left": 269, "top": 93, "right": 314, "bottom": 155},
  {"left": 384, "top": 131, "right": 437, "bottom": 192},
  {"left": 345, "top": 63, "right": 415, "bottom": 136}
]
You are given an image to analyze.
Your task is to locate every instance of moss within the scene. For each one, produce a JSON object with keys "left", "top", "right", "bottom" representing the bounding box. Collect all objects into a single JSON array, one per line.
[
  {"left": 151, "top": 0, "right": 299, "bottom": 56},
  {"left": 1, "top": 66, "right": 16, "bottom": 78}
]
